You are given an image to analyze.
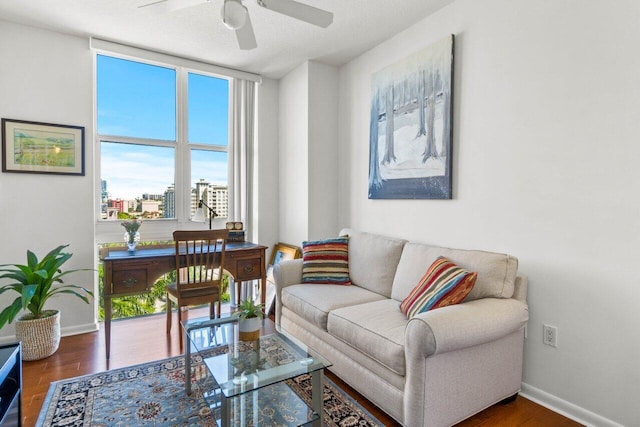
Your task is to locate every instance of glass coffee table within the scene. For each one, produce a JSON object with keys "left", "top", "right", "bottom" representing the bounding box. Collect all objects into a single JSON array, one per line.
[{"left": 182, "top": 314, "right": 331, "bottom": 427}]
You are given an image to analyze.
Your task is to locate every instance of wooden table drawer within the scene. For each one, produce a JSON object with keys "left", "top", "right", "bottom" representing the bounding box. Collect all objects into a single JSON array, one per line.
[
  {"left": 226, "top": 248, "right": 262, "bottom": 260},
  {"left": 112, "top": 269, "right": 149, "bottom": 294},
  {"left": 235, "top": 258, "right": 262, "bottom": 280}
]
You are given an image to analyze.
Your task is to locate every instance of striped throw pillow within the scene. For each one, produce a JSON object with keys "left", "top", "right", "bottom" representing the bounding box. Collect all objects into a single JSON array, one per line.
[
  {"left": 301, "top": 237, "right": 351, "bottom": 285},
  {"left": 400, "top": 256, "right": 477, "bottom": 318}
]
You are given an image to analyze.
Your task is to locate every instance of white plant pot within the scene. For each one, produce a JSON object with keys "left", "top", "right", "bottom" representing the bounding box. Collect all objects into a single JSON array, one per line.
[{"left": 238, "top": 317, "right": 261, "bottom": 341}]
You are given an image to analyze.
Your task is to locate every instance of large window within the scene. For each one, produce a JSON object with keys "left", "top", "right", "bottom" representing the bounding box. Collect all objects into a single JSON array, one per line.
[{"left": 96, "top": 54, "right": 230, "bottom": 225}]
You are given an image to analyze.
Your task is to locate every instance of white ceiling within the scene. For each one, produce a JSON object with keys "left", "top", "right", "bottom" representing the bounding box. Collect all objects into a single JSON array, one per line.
[{"left": 0, "top": 0, "right": 454, "bottom": 79}]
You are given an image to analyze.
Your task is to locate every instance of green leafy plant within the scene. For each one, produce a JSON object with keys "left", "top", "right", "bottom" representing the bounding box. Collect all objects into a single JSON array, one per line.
[
  {"left": 235, "top": 298, "right": 264, "bottom": 320},
  {"left": 0, "top": 245, "right": 94, "bottom": 328}
]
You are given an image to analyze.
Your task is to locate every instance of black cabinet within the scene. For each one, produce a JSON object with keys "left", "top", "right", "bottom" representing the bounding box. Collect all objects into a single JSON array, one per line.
[{"left": 0, "top": 343, "right": 21, "bottom": 427}]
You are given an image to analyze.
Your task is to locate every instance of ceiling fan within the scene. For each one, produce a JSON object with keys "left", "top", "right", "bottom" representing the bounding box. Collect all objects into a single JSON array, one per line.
[{"left": 139, "top": 0, "right": 334, "bottom": 50}]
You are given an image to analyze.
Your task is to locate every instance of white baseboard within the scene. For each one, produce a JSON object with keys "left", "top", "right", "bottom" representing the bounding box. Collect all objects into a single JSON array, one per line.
[
  {"left": 0, "top": 322, "right": 99, "bottom": 345},
  {"left": 61, "top": 322, "right": 100, "bottom": 337},
  {"left": 521, "top": 382, "right": 623, "bottom": 427}
]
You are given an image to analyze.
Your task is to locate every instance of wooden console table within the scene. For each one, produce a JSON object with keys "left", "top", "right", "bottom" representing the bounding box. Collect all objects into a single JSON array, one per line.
[{"left": 101, "top": 241, "right": 267, "bottom": 359}]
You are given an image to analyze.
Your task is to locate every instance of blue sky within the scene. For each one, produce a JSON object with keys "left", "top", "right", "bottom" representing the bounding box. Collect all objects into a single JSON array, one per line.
[{"left": 97, "top": 55, "right": 228, "bottom": 199}]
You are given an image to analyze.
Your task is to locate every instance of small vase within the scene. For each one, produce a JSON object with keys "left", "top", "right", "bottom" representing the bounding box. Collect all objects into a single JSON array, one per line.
[{"left": 124, "top": 231, "right": 140, "bottom": 253}]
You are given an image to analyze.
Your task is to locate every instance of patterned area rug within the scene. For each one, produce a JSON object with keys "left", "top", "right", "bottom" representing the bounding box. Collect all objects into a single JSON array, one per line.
[{"left": 37, "top": 352, "right": 383, "bottom": 426}]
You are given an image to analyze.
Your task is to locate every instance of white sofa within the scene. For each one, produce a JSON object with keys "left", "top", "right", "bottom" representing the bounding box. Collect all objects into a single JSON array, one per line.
[{"left": 274, "top": 229, "right": 529, "bottom": 426}]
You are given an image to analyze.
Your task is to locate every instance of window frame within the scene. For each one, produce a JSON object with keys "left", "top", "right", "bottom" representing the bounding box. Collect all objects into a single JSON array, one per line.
[{"left": 94, "top": 52, "right": 234, "bottom": 244}]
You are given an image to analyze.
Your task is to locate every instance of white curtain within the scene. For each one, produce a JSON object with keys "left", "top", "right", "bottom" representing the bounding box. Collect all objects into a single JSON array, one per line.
[
  {"left": 229, "top": 78, "right": 257, "bottom": 305},
  {"left": 229, "top": 78, "right": 256, "bottom": 232}
]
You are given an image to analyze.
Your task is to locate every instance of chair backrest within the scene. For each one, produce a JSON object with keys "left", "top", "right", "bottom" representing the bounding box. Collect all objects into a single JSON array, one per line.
[{"left": 173, "top": 229, "right": 229, "bottom": 292}]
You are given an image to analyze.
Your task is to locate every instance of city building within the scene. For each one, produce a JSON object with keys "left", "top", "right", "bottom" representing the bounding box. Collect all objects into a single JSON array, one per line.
[
  {"left": 141, "top": 200, "right": 160, "bottom": 216},
  {"left": 211, "top": 184, "right": 229, "bottom": 218},
  {"left": 163, "top": 185, "right": 175, "bottom": 219}
]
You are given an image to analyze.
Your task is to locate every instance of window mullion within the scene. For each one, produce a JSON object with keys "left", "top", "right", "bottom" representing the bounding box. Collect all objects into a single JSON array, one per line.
[
  {"left": 176, "top": 67, "right": 190, "bottom": 224},
  {"left": 97, "top": 134, "right": 176, "bottom": 148},
  {"left": 189, "top": 142, "right": 227, "bottom": 152}
]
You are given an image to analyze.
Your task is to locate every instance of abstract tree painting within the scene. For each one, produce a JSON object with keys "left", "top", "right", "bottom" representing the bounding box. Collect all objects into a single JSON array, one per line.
[{"left": 368, "top": 35, "right": 454, "bottom": 199}]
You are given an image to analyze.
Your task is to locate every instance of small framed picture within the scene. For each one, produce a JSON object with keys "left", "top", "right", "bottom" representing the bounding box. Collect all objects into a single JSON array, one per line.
[
  {"left": 266, "top": 242, "right": 301, "bottom": 315},
  {"left": 2, "top": 118, "right": 85, "bottom": 176},
  {"left": 268, "top": 242, "right": 301, "bottom": 267}
]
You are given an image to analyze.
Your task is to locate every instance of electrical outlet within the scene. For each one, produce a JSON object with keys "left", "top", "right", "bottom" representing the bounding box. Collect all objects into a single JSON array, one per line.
[{"left": 543, "top": 324, "right": 558, "bottom": 347}]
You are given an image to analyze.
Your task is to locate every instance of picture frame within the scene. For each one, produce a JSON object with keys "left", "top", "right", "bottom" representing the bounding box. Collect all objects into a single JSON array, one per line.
[
  {"left": 368, "top": 34, "right": 454, "bottom": 199},
  {"left": 1, "top": 118, "right": 85, "bottom": 176},
  {"left": 268, "top": 242, "right": 302, "bottom": 267},
  {"left": 265, "top": 242, "right": 301, "bottom": 315}
]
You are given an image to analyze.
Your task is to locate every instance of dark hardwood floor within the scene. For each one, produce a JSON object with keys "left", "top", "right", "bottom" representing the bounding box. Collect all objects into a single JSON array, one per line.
[{"left": 22, "top": 308, "right": 582, "bottom": 427}]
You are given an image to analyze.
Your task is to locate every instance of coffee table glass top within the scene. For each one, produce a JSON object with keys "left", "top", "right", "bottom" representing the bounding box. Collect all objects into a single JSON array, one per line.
[{"left": 183, "top": 314, "right": 331, "bottom": 399}]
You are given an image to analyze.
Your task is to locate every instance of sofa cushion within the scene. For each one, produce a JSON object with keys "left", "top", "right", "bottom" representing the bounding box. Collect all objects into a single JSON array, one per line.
[
  {"left": 391, "top": 242, "right": 518, "bottom": 302},
  {"left": 301, "top": 237, "right": 351, "bottom": 285},
  {"left": 400, "top": 256, "right": 477, "bottom": 318},
  {"left": 327, "top": 299, "right": 408, "bottom": 376},
  {"left": 281, "top": 284, "right": 386, "bottom": 331},
  {"left": 340, "top": 229, "right": 406, "bottom": 298}
]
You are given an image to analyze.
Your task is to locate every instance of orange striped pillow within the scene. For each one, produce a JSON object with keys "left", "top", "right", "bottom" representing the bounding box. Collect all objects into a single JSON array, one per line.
[{"left": 400, "top": 257, "right": 477, "bottom": 318}]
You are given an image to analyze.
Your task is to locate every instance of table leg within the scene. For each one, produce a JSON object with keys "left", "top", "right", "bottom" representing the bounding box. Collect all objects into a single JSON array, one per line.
[
  {"left": 260, "top": 276, "right": 266, "bottom": 308},
  {"left": 105, "top": 296, "right": 112, "bottom": 359},
  {"left": 185, "top": 326, "right": 192, "bottom": 395},
  {"left": 221, "top": 393, "right": 231, "bottom": 427},
  {"left": 104, "top": 260, "right": 113, "bottom": 360},
  {"left": 311, "top": 369, "right": 323, "bottom": 427}
]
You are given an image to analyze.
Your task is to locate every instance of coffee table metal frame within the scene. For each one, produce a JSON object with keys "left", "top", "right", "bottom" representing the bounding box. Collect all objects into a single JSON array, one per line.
[{"left": 183, "top": 315, "right": 328, "bottom": 427}]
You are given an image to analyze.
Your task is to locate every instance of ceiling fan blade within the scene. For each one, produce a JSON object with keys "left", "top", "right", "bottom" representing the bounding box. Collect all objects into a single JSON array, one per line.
[
  {"left": 235, "top": 13, "right": 258, "bottom": 50},
  {"left": 258, "top": 0, "right": 333, "bottom": 28},
  {"left": 139, "top": 0, "right": 207, "bottom": 14}
]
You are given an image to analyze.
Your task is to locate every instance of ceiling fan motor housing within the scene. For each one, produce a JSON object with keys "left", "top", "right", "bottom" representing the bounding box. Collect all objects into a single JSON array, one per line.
[{"left": 221, "top": 0, "right": 248, "bottom": 30}]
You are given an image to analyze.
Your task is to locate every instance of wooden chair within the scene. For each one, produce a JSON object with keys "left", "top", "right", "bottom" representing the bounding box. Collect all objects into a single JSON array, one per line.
[{"left": 166, "top": 229, "right": 229, "bottom": 348}]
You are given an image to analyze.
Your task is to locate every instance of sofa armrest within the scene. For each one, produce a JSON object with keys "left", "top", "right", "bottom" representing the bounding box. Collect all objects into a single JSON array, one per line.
[
  {"left": 512, "top": 275, "right": 528, "bottom": 303},
  {"left": 405, "top": 297, "right": 529, "bottom": 358},
  {"left": 273, "top": 258, "right": 303, "bottom": 325},
  {"left": 404, "top": 297, "right": 528, "bottom": 426}
]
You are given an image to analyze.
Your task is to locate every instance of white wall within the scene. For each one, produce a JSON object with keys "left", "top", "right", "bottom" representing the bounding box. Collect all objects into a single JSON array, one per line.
[
  {"left": 336, "top": 0, "right": 640, "bottom": 425},
  {"left": 0, "top": 20, "right": 98, "bottom": 338},
  {"left": 279, "top": 61, "right": 339, "bottom": 244},
  {"left": 279, "top": 62, "right": 310, "bottom": 245},
  {"left": 308, "top": 62, "right": 339, "bottom": 240}
]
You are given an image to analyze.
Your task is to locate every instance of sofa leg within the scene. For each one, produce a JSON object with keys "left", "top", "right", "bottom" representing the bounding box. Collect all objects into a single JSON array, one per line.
[{"left": 499, "top": 393, "right": 519, "bottom": 405}]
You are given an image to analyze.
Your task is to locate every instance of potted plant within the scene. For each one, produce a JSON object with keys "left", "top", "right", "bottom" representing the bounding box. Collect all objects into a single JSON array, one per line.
[
  {"left": 0, "top": 245, "right": 93, "bottom": 361},
  {"left": 234, "top": 298, "right": 264, "bottom": 341}
]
